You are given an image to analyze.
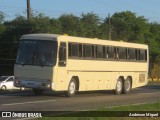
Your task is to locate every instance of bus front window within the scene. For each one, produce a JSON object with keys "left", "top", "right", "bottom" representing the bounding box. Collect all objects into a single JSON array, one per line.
[
  {"left": 35, "top": 41, "right": 57, "bottom": 66},
  {"left": 16, "top": 40, "right": 57, "bottom": 66},
  {"left": 16, "top": 41, "right": 36, "bottom": 65}
]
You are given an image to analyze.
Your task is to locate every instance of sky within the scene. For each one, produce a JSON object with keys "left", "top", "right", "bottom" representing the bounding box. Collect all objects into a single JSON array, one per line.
[{"left": 0, "top": 0, "right": 160, "bottom": 22}]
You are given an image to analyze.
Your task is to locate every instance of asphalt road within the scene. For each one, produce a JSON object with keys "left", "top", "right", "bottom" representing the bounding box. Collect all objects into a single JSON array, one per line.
[{"left": 0, "top": 85, "right": 160, "bottom": 112}]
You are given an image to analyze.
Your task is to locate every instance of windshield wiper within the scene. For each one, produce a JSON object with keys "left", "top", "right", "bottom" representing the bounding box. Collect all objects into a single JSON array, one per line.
[
  {"left": 22, "top": 63, "right": 26, "bottom": 66},
  {"left": 17, "top": 63, "right": 27, "bottom": 66},
  {"left": 39, "top": 61, "right": 45, "bottom": 67}
]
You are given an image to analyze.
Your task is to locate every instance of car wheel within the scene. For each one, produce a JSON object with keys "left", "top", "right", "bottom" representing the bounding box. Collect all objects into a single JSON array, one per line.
[
  {"left": 1, "top": 85, "right": 7, "bottom": 90},
  {"left": 65, "top": 78, "right": 77, "bottom": 97},
  {"left": 115, "top": 78, "right": 123, "bottom": 95}
]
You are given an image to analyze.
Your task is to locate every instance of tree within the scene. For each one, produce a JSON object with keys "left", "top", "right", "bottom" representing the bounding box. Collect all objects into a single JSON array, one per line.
[
  {"left": 50, "top": 18, "right": 62, "bottom": 34},
  {"left": 133, "top": 16, "right": 150, "bottom": 43},
  {"left": 110, "top": 11, "right": 150, "bottom": 42},
  {"left": 58, "top": 14, "right": 81, "bottom": 36},
  {"left": 110, "top": 11, "right": 135, "bottom": 41},
  {"left": 29, "top": 13, "right": 54, "bottom": 33},
  {"left": 0, "top": 11, "right": 6, "bottom": 39},
  {"left": 99, "top": 17, "right": 111, "bottom": 40},
  {"left": 150, "top": 56, "right": 160, "bottom": 81},
  {"left": 1, "top": 10, "right": 160, "bottom": 77},
  {"left": 80, "top": 12, "right": 101, "bottom": 38},
  {"left": 0, "top": 11, "right": 5, "bottom": 24},
  {"left": 150, "top": 23, "right": 160, "bottom": 41}
]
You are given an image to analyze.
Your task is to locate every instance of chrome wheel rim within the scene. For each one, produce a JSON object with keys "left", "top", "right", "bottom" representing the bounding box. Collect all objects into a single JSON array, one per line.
[
  {"left": 117, "top": 80, "right": 122, "bottom": 92},
  {"left": 69, "top": 82, "right": 76, "bottom": 94},
  {"left": 125, "top": 80, "right": 131, "bottom": 91}
]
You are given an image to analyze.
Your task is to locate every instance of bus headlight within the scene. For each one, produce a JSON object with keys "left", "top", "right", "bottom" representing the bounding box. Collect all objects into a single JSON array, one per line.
[
  {"left": 47, "top": 80, "right": 51, "bottom": 88},
  {"left": 47, "top": 84, "right": 51, "bottom": 88},
  {"left": 42, "top": 83, "right": 51, "bottom": 88}
]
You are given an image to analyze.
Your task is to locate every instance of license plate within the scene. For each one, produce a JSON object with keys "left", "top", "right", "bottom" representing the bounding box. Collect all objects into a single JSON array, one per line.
[{"left": 27, "top": 83, "right": 34, "bottom": 86}]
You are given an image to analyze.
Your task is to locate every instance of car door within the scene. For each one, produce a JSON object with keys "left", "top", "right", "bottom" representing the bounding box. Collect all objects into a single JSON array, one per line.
[{"left": 6, "top": 77, "right": 14, "bottom": 89}]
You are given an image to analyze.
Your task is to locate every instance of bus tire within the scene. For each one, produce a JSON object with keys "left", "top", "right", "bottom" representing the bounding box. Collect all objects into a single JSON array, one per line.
[
  {"left": 32, "top": 88, "right": 44, "bottom": 95},
  {"left": 65, "top": 78, "right": 77, "bottom": 97},
  {"left": 115, "top": 78, "right": 123, "bottom": 95},
  {"left": 122, "top": 78, "right": 131, "bottom": 94}
]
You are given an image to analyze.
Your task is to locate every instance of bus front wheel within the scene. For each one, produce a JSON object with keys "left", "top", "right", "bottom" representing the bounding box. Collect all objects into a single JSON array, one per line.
[
  {"left": 65, "top": 78, "right": 77, "bottom": 97},
  {"left": 115, "top": 78, "right": 123, "bottom": 95}
]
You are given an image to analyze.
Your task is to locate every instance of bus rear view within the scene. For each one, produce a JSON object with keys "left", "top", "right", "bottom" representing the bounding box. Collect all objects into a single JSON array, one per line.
[{"left": 14, "top": 34, "right": 58, "bottom": 95}]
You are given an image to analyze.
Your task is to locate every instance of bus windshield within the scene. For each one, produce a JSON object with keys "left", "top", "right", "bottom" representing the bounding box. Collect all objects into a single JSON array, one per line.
[{"left": 16, "top": 40, "right": 57, "bottom": 66}]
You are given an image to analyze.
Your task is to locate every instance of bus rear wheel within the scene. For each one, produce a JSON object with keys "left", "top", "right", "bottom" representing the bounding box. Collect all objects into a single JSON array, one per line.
[
  {"left": 122, "top": 78, "right": 131, "bottom": 94},
  {"left": 115, "top": 78, "right": 123, "bottom": 95},
  {"left": 65, "top": 78, "right": 77, "bottom": 97},
  {"left": 32, "top": 88, "right": 44, "bottom": 95}
]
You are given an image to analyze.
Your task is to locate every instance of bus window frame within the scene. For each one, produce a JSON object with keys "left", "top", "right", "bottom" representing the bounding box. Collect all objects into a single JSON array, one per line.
[{"left": 58, "top": 42, "right": 66, "bottom": 67}]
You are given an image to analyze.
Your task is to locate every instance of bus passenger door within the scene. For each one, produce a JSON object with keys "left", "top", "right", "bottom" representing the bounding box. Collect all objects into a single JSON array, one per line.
[{"left": 57, "top": 42, "right": 67, "bottom": 90}]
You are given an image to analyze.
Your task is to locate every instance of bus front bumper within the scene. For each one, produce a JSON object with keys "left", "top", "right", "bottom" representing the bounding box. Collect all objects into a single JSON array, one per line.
[{"left": 14, "top": 78, "right": 53, "bottom": 90}]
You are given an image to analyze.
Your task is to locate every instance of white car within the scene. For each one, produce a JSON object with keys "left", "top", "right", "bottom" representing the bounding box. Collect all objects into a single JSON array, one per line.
[{"left": 0, "top": 76, "right": 20, "bottom": 90}]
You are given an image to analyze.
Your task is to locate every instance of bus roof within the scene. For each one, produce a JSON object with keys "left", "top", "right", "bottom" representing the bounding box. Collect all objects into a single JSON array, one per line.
[
  {"left": 21, "top": 34, "right": 148, "bottom": 49},
  {"left": 21, "top": 34, "right": 61, "bottom": 40}
]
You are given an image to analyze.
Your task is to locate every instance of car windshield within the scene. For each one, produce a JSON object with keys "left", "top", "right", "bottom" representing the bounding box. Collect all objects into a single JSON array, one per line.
[
  {"left": 0, "top": 76, "right": 8, "bottom": 81},
  {"left": 16, "top": 40, "right": 57, "bottom": 66}
]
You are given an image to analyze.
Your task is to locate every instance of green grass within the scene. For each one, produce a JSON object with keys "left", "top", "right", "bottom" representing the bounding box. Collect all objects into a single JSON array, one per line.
[
  {"left": 36, "top": 118, "right": 160, "bottom": 120},
  {"left": 104, "top": 102, "right": 160, "bottom": 111},
  {"left": 36, "top": 101, "right": 160, "bottom": 120}
]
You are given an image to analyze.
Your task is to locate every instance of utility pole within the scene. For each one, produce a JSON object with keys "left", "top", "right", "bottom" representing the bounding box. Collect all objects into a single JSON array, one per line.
[
  {"left": 27, "top": 0, "right": 31, "bottom": 20},
  {"left": 108, "top": 13, "right": 111, "bottom": 40}
]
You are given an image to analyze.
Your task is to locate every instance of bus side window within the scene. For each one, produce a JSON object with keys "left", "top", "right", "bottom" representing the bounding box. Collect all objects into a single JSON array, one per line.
[
  {"left": 108, "top": 46, "right": 114, "bottom": 59},
  {"left": 140, "top": 49, "right": 146, "bottom": 61},
  {"left": 84, "top": 44, "right": 92, "bottom": 58},
  {"left": 105, "top": 46, "right": 108, "bottom": 59},
  {"left": 136, "top": 49, "right": 140, "bottom": 60},
  {"left": 59, "top": 42, "right": 66, "bottom": 66},
  {"left": 128, "top": 48, "right": 136, "bottom": 60}
]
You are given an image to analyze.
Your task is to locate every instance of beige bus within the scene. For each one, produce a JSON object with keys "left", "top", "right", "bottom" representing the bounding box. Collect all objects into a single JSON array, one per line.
[{"left": 14, "top": 34, "right": 149, "bottom": 97}]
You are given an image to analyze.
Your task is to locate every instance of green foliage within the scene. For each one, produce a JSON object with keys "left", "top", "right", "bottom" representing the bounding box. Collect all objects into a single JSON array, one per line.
[
  {"left": 0, "top": 11, "right": 160, "bottom": 76},
  {"left": 29, "top": 13, "right": 54, "bottom": 33},
  {"left": 0, "top": 11, "right": 5, "bottom": 24},
  {"left": 110, "top": 11, "right": 150, "bottom": 43},
  {"left": 36, "top": 102, "right": 160, "bottom": 120},
  {"left": 80, "top": 12, "right": 101, "bottom": 38},
  {"left": 111, "top": 11, "right": 136, "bottom": 41},
  {"left": 59, "top": 14, "right": 80, "bottom": 35},
  {"left": 0, "top": 11, "right": 6, "bottom": 39},
  {"left": 58, "top": 13, "right": 101, "bottom": 37},
  {"left": 150, "top": 56, "right": 160, "bottom": 81}
]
